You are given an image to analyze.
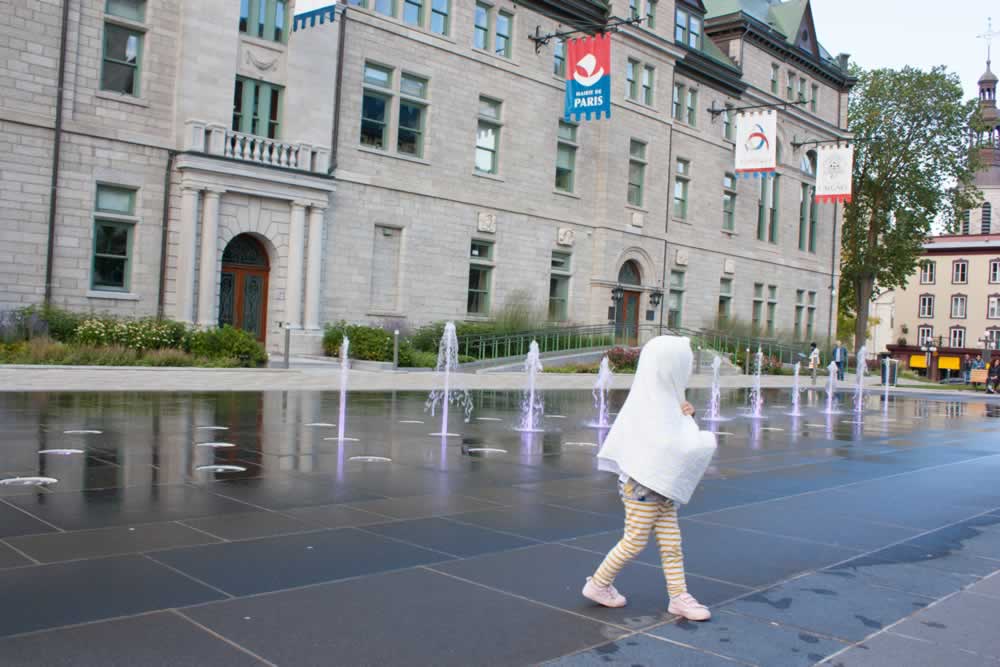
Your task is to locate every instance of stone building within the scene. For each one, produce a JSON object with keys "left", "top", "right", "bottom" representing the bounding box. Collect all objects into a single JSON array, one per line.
[{"left": 0, "top": 0, "right": 852, "bottom": 353}]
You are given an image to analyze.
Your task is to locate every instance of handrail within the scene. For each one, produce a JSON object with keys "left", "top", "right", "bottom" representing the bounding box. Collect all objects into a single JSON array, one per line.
[{"left": 454, "top": 321, "right": 813, "bottom": 366}]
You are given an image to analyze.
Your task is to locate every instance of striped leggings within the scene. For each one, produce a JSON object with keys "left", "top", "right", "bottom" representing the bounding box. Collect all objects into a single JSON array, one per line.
[{"left": 592, "top": 497, "right": 688, "bottom": 598}]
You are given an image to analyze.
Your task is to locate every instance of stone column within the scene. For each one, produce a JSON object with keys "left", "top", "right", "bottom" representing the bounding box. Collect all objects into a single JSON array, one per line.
[
  {"left": 303, "top": 205, "right": 326, "bottom": 331},
  {"left": 197, "top": 189, "right": 223, "bottom": 327},
  {"left": 175, "top": 186, "right": 200, "bottom": 323},
  {"left": 286, "top": 201, "right": 307, "bottom": 329}
]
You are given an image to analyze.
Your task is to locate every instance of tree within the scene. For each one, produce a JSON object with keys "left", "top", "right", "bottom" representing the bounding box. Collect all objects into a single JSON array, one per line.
[{"left": 840, "top": 65, "right": 981, "bottom": 353}]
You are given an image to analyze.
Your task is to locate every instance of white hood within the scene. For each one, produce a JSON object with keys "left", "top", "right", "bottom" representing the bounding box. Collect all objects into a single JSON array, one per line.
[{"left": 597, "top": 336, "right": 717, "bottom": 504}]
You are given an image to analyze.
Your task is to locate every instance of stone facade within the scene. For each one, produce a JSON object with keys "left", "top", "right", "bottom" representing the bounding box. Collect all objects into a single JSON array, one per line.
[{"left": 1, "top": 0, "right": 851, "bottom": 353}]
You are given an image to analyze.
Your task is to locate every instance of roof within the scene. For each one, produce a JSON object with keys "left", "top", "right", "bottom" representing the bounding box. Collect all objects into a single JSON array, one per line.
[
  {"left": 703, "top": 0, "right": 841, "bottom": 69},
  {"left": 980, "top": 65, "right": 999, "bottom": 86},
  {"left": 518, "top": 0, "right": 609, "bottom": 32}
]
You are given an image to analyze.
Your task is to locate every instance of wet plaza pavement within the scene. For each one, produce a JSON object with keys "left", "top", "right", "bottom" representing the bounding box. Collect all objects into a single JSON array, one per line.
[{"left": 0, "top": 387, "right": 998, "bottom": 666}]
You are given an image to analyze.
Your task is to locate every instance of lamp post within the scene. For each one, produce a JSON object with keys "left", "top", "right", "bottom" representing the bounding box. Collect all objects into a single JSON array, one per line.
[
  {"left": 649, "top": 289, "right": 663, "bottom": 336},
  {"left": 610, "top": 285, "right": 625, "bottom": 343},
  {"left": 920, "top": 342, "right": 938, "bottom": 381}
]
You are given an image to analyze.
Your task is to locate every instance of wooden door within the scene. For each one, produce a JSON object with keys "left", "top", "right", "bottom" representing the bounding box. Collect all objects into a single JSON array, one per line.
[
  {"left": 617, "top": 290, "right": 640, "bottom": 346},
  {"left": 218, "top": 235, "right": 270, "bottom": 343}
]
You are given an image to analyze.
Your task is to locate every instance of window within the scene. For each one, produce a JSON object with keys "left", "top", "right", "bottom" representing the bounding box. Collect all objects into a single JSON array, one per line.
[
  {"left": 766, "top": 285, "right": 778, "bottom": 336},
  {"left": 555, "top": 121, "right": 577, "bottom": 193},
  {"left": 722, "top": 173, "right": 737, "bottom": 231},
  {"left": 686, "top": 88, "right": 698, "bottom": 126},
  {"left": 627, "top": 59, "right": 639, "bottom": 100},
  {"left": 91, "top": 184, "right": 137, "bottom": 292},
  {"left": 722, "top": 105, "right": 733, "bottom": 140},
  {"left": 770, "top": 64, "right": 779, "bottom": 95},
  {"left": 101, "top": 1, "right": 144, "bottom": 98},
  {"left": 476, "top": 97, "right": 502, "bottom": 174},
  {"left": 403, "top": 0, "right": 423, "bottom": 26},
  {"left": 806, "top": 290, "right": 817, "bottom": 338},
  {"left": 549, "top": 252, "right": 571, "bottom": 321},
  {"left": 234, "top": 77, "right": 283, "bottom": 138},
  {"left": 642, "top": 65, "right": 655, "bottom": 106},
  {"left": 752, "top": 283, "right": 764, "bottom": 332},
  {"left": 238, "top": 0, "right": 288, "bottom": 42},
  {"left": 369, "top": 0, "right": 397, "bottom": 17},
  {"left": 673, "top": 159, "right": 690, "bottom": 220},
  {"left": 984, "top": 203, "right": 993, "bottom": 234},
  {"left": 628, "top": 139, "right": 646, "bottom": 207},
  {"left": 674, "top": 8, "right": 701, "bottom": 49},
  {"left": 629, "top": 0, "right": 640, "bottom": 19},
  {"left": 950, "top": 327, "right": 966, "bottom": 348},
  {"left": 919, "top": 294, "right": 934, "bottom": 318},
  {"left": 810, "top": 84, "right": 818, "bottom": 112},
  {"left": 360, "top": 64, "right": 392, "bottom": 149},
  {"left": 757, "top": 176, "right": 779, "bottom": 243},
  {"left": 796, "top": 77, "right": 806, "bottom": 102},
  {"left": 991, "top": 259, "right": 1000, "bottom": 283},
  {"left": 798, "top": 184, "right": 811, "bottom": 251},
  {"left": 808, "top": 190, "right": 818, "bottom": 253},
  {"left": 468, "top": 240, "right": 494, "bottom": 315},
  {"left": 495, "top": 11, "right": 512, "bottom": 57},
  {"left": 794, "top": 289, "right": 805, "bottom": 339},
  {"left": 952, "top": 260, "right": 968, "bottom": 284},
  {"left": 718, "top": 278, "right": 732, "bottom": 323},
  {"left": 920, "top": 260, "right": 936, "bottom": 284},
  {"left": 647, "top": 0, "right": 657, "bottom": 29},
  {"left": 668, "top": 271, "right": 685, "bottom": 328},
  {"left": 917, "top": 326, "right": 933, "bottom": 345},
  {"left": 397, "top": 73, "right": 428, "bottom": 157},
  {"left": 801, "top": 150, "right": 817, "bottom": 176},
  {"left": 107, "top": 0, "right": 145, "bottom": 21},
  {"left": 787, "top": 71, "right": 795, "bottom": 100},
  {"left": 990, "top": 329, "right": 1000, "bottom": 347},
  {"left": 951, "top": 294, "right": 967, "bottom": 318},
  {"left": 989, "top": 295, "right": 1000, "bottom": 319},
  {"left": 672, "top": 83, "right": 684, "bottom": 119},
  {"left": 474, "top": 3, "right": 490, "bottom": 51},
  {"left": 430, "top": 0, "right": 449, "bottom": 35},
  {"left": 553, "top": 39, "right": 565, "bottom": 77}
]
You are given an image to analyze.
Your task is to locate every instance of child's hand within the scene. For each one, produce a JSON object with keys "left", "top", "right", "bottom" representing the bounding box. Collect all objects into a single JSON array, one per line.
[{"left": 681, "top": 401, "right": 695, "bottom": 416}]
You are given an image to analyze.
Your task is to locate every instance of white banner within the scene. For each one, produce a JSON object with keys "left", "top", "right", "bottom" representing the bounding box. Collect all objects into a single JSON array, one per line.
[
  {"left": 815, "top": 144, "right": 854, "bottom": 204},
  {"left": 734, "top": 110, "right": 777, "bottom": 175}
]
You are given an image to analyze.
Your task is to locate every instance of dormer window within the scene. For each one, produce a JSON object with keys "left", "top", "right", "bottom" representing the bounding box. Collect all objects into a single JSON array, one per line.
[{"left": 674, "top": 7, "right": 702, "bottom": 50}]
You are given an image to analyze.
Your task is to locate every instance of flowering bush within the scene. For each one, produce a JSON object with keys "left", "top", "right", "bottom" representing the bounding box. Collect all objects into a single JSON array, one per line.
[
  {"left": 184, "top": 325, "right": 266, "bottom": 366},
  {"left": 607, "top": 346, "right": 640, "bottom": 372},
  {"left": 74, "top": 318, "right": 185, "bottom": 352}
]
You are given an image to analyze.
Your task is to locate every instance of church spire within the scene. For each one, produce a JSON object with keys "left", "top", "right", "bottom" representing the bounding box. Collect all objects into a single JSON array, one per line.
[{"left": 978, "top": 18, "right": 999, "bottom": 108}]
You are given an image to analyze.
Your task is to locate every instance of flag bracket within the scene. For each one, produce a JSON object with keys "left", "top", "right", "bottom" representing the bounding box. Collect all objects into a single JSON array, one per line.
[
  {"left": 529, "top": 15, "right": 645, "bottom": 54},
  {"left": 791, "top": 136, "right": 857, "bottom": 149},
  {"left": 708, "top": 99, "right": 807, "bottom": 118}
]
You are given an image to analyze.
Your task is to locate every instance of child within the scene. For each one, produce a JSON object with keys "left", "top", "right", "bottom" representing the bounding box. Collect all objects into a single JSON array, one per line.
[
  {"left": 808, "top": 342, "right": 821, "bottom": 386},
  {"left": 583, "top": 336, "right": 715, "bottom": 622}
]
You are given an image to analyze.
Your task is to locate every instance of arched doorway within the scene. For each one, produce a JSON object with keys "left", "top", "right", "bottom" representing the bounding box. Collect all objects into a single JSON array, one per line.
[
  {"left": 219, "top": 234, "right": 269, "bottom": 342},
  {"left": 616, "top": 260, "right": 642, "bottom": 346}
]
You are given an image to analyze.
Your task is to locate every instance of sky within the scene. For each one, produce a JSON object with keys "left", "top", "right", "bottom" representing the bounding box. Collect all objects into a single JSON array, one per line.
[{"left": 295, "top": 0, "right": 996, "bottom": 100}]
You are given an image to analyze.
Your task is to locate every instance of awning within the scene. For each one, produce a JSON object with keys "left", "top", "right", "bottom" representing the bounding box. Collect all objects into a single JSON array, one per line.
[{"left": 909, "top": 354, "right": 926, "bottom": 369}]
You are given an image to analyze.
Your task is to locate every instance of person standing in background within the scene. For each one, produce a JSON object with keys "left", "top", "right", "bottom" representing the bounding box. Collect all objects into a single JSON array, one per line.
[
  {"left": 833, "top": 341, "right": 848, "bottom": 381},
  {"left": 808, "top": 343, "right": 821, "bottom": 386}
]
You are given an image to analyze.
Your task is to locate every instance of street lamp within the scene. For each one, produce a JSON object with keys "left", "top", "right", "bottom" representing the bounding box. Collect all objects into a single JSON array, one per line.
[
  {"left": 610, "top": 285, "right": 625, "bottom": 341},
  {"left": 920, "top": 342, "right": 938, "bottom": 380},
  {"left": 649, "top": 289, "right": 664, "bottom": 336}
]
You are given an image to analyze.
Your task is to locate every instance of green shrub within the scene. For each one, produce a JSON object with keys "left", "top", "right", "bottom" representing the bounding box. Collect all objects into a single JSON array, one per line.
[
  {"left": 142, "top": 349, "right": 197, "bottom": 367},
  {"left": 322, "top": 322, "right": 392, "bottom": 361},
  {"left": 406, "top": 350, "right": 440, "bottom": 368},
  {"left": 543, "top": 363, "right": 599, "bottom": 374},
  {"left": 185, "top": 326, "right": 266, "bottom": 367}
]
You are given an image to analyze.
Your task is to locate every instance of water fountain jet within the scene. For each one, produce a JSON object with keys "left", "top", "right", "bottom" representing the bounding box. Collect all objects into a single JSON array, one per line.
[
  {"left": 426, "top": 322, "right": 474, "bottom": 437},
  {"left": 516, "top": 341, "right": 545, "bottom": 433},
  {"left": 591, "top": 356, "right": 613, "bottom": 429}
]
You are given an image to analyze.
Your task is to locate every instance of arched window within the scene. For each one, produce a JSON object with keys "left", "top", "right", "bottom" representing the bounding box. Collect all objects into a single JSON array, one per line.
[
  {"left": 800, "top": 149, "right": 817, "bottom": 176},
  {"left": 983, "top": 203, "right": 993, "bottom": 234},
  {"left": 961, "top": 210, "right": 971, "bottom": 235},
  {"left": 618, "top": 260, "right": 641, "bottom": 286}
]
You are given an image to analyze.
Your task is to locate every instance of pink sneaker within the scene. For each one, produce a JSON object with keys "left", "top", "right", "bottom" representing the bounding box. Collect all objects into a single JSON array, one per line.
[
  {"left": 668, "top": 593, "right": 711, "bottom": 621},
  {"left": 582, "top": 577, "right": 627, "bottom": 608}
]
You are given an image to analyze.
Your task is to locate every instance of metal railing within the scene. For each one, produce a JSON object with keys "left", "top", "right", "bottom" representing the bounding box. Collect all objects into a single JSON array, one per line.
[{"left": 456, "top": 321, "right": 814, "bottom": 367}]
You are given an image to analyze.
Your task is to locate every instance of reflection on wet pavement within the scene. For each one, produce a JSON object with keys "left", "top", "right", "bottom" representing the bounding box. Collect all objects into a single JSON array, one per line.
[{"left": 0, "top": 388, "right": 998, "bottom": 665}]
